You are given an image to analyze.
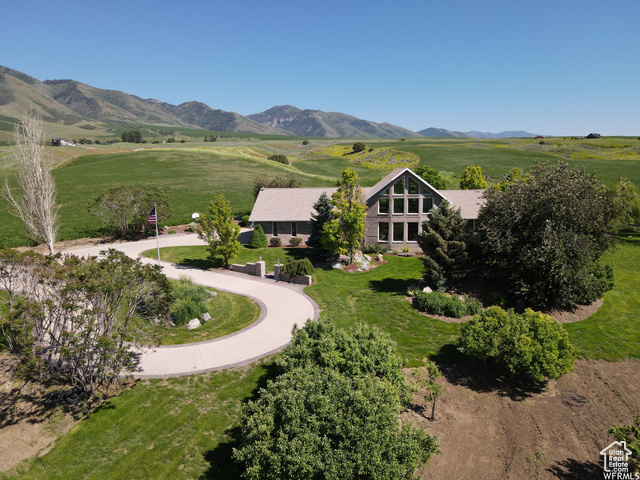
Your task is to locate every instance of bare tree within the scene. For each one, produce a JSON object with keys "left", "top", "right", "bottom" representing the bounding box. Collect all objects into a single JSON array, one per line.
[{"left": 3, "top": 112, "right": 59, "bottom": 254}]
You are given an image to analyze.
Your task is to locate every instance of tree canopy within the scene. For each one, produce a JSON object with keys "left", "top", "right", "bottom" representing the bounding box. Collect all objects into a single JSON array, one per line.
[
  {"left": 89, "top": 185, "right": 171, "bottom": 237},
  {"left": 417, "top": 200, "right": 469, "bottom": 289},
  {"left": 198, "top": 194, "right": 240, "bottom": 267},
  {"left": 321, "top": 169, "right": 367, "bottom": 263},
  {"left": 121, "top": 130, "right": 142, "bottom": 143},
  {"left": 307, "top": 192, "right": 334, "bottom": 258},
  {"left": 252, "top": 175, "right": 301, "bottom": 200},
  {"left": 459, "top": 166, "right": 487, "bottom": 189},
  {"left": 233, "top": 317, "right": 438, "bottom": 479},
  {"left": 414, "top": 165, "right": 446, "bottom": 190},
  {"left": 478, "top": 161, "right": 616, "bottom": 308}
]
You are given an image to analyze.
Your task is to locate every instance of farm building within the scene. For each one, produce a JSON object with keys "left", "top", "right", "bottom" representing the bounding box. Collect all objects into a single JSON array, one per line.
[{"left": 249, "top": 167, "right": 484, "bottom": 252}]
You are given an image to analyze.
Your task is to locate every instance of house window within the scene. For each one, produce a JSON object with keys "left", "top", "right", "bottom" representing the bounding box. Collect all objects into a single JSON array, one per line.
[
  {"left": 291, "top": 222, "right": 297, "bottom": 237},
  {"left": 408, "top": 179, "right": 420, "bottom": 195},
  {"left": 273, "top": 222, "right": 279, "bottom": 237},
  {"left": 407, "top": 222, "right": 419, "bottom": 242},
  {"left": 379, "top": 198, "right": 389, "bottom": 214},
  {"left": 423, "top": 197, "right": 434, "bottom": 213},
  {"left": 393, "top": 198, "right": 404, "bottom": 214},
  {"left": 393, "top": 223, "right": 404, "bottom": 242},
  {"left": 381, "top": 188, "right": 389, "bottom": 195},
  {"left": 378, "top": 223, "right": 389, "bottom": 242},
  {"left": 393, "top": 180, "right": 404, "bottom": 195},
  {"left": 408, "top": 198, "right": 419, "bottom": 214}
]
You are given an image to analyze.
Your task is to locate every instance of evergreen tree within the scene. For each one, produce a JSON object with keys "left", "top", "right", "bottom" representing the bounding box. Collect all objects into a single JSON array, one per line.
[
  {"left": 417, "top": 200, "right": 469, "bottom": 289},
  {"left": 248, "top": 224, "right": 268, "bottom": 249},
  {"left": 307, "top": 192, "right": 334, "bottom": 258}
]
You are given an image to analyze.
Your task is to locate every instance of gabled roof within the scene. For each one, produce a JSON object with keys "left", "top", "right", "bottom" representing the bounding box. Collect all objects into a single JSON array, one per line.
[
  {"left": 439, "top": 189, "right": 484, "bottom": 219},
  {"left": 364, "top": 167, "right": 449, "bottom": 202}
]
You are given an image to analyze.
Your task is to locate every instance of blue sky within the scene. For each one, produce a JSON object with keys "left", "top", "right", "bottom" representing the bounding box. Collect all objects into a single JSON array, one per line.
[{"left": 3, "top": 0, "right": 639, "bottom": 135}]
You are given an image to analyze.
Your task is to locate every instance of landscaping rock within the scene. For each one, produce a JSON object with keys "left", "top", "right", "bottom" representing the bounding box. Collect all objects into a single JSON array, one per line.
[
  {"left": 377, "top": 254, "right": 384, "bottom": 262},
  {"left": 331, "top": 262, "right": 343, "bottom": 270},
  {"left": 201, "top": 312, "right": 211, "bottom": 322},
  {"left": 186, "top": 318, "right": 201, "bottom": 330},
  {"left": 422, "top": 286, "right": 433, "bottom": 293},
  {"left": 363, "top": 254, "right": 371, "bottom": 262}
]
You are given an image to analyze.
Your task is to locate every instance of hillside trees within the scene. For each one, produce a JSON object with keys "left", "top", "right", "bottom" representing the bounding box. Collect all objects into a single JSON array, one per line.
[
  {"left": 307, "top": 192, "right": 334, "bottom": 258},
  {"left": 121, "top": 130, "right": 142, "bottom": 143},
  {"left": 252, "top": 175, "right": 301, "bottom": 199},
  {"left": 89, "top": 185, "right": 171, "bottom": 237},
  {"left": 478, "top": 161, "right": 616, "bottom": 308},
  {"left": 352, "top": 142, "right": 366, "bottom": 153},
  {"left": 233, "top": 317, "right": 438, "bottom": 479},
  {"left": 198, "top": 194, "right": 240, "bottom": 267},
  {"left": 321, "top": 168, "right": 367, "bottom": 263},
  {"left": 417, "top": 200, "right": 469, "bottom": 289},
  {"left": 460, "top": 166, "right": 487, "bottom": 189},
  {"left": 609, "top": 177, "right": 640, "bottom": 231},
  {"left": 415, "top": 165, "right": 446, "bottom": 190},
  {"left": 0, "top": 249, "right": 170, "bottom": 394},
  {"left": 3, "top": 112, "right": 59, "bottom": 254}
]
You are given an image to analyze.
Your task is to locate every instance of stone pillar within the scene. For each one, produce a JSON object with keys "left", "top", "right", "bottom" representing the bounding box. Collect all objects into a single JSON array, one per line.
[
  {"left": 255, "top": 261, "right": 266, "bottom": 278},
  {"left": 273, "top": 264, "right": 282, "bottom": 281}
]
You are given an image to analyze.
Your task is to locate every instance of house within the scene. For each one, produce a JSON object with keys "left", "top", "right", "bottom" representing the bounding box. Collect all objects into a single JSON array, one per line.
[{"left": 249, "top": 167, "right": 484, "bottom": 252}]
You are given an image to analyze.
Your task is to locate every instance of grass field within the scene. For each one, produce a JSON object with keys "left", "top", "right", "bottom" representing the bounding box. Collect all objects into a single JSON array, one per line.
[{"left": 158, "top": 289, "right": 260, "bottom": 346}]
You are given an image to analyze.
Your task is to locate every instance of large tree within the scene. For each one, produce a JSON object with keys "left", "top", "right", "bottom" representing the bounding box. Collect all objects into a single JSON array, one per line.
[
  {"left": 198, "top": 194, "right": 241, "bottom": 267},
  {"left": 3, "top": 112, "right": 59, "bottom": 254},
  {"left": 233, "top": 317, "right": 438, "bottom": 480},
  {"left": 0, "top": 249, "right": 170, "bottom": 394},
  {"left": 415, "top": 165, "right": 446, "bottom": 190},
  {"left": 478, "top": 161, "right": 616, "bottom": 308},
  {"left": 459, "top": 166, "right": 488, "bottom": 190},
  {"left": 307, "top": 192, "right": 334, "bottom": 258},
  {"left": 417, "top": 200, "right": 469, "bottom": 289},
  {"left": 321, "top": 168, "right": 367, "bottom": 263},
  {"left": 89, "top": 185, "right": 171, "bottom": 237}
]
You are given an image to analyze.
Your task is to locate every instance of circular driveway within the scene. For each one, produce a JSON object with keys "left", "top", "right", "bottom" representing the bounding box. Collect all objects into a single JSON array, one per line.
[{"left": 63, "top": 234, "right": 319, "bottom": 378}]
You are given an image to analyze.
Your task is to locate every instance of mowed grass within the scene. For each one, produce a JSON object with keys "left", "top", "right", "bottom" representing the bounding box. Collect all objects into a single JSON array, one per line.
[
  {"left": 158, "top": 289, "right": 260, "bottom": 346},
  {"left": 5, "top": 364, "right": 269, "bottom": 480},
  {"left": 0, "top": 149, "right": 335, "bottom": 248},
  {"left": 142, "top": 245, "right": 308, "bottom": 273},
  {"left": 564, "top": 236, "right": 640, "bottom": 360}
]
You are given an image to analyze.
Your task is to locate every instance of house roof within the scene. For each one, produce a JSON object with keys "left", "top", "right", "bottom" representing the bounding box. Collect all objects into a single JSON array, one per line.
[
  {"left": 249, "top": 168, "right": 485, "bottom": 223},
  {"left": 439, "top": 189, "right": 485, "bottom": 219}
]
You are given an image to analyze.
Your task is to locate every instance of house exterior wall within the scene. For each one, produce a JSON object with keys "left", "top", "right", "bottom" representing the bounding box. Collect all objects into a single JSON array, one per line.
[
  {"left": 256, "top": 221, "right": 311, "bottom": 246},
  {"left": 364, "top": 171, "right": 442, "bottom": 252}
]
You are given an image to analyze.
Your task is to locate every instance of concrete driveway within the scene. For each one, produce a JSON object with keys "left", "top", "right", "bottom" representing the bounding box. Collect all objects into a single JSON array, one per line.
[{"left": 63, "top": 234, "right": 319, "bottom": 377}]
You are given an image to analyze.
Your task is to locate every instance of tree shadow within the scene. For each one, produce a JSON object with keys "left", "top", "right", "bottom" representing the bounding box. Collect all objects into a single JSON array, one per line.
[
  {"left": 368, "top": 278, "right": 417, "bottom": 295},
  {"left": 201, "top": 361, "right": 282, "bottom": 479},
  {"left": 547, "top": 458, "right": 602, "bottom": 479},
  {"left": 436, "top": 357, "right": 546, "bottom": 401},
  {"left": 175, "top": 257, "right": 222, "bottom": 270}
]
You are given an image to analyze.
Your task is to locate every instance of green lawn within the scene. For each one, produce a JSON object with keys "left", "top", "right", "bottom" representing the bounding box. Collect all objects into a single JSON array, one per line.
[
  {"left": 158, "top": 290, "right": 260, "bottom": 346},
  {"left": 141, "top": 245, "right": 308, "bottom": 273}
]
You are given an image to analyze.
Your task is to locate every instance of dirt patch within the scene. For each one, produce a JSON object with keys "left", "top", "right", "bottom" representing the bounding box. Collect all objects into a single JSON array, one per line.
[{"left": 406, "top": 359, "right": 640, "bottom": 479}]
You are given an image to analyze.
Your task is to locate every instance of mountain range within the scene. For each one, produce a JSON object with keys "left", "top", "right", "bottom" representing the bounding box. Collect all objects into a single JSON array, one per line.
[{"left": 0, "top": 65, "right": 541, "bottom": 139}]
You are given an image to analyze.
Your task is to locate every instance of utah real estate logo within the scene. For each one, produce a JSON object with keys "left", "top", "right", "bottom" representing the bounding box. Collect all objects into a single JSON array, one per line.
[{"left": 600, "top": 440, "right": 639, "bottom": 479}]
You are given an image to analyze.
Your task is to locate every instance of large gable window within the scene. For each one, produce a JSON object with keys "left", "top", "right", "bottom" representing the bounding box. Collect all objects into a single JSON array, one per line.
[
  {"left": 423, "top": 197, "right": 434, "bottom": 213},
  {"left": 393, "top": 222, "right": 404, "bottom": 242},
  {"left": 393, "top": 198, "right": 404, "bottom": 214},
  {"left": 408, "top": 198, "right": 419, "bottom": 214},
  {"left": 378, "top": 223, "right": 389, "bottom": 242},
  {"left": 408, "top": 178, "right": 420, "bottom": 195},
  {"left": 393, "top": 180, "right": 404, "bottom": 195},
  {"left": 379, "top": 198, "right": 389, "bottom": 214}
]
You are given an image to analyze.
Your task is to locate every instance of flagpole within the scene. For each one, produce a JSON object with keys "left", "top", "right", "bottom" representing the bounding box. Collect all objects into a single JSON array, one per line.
[{"left": 154, "top": 203, "right": 160, "bottom": 265}]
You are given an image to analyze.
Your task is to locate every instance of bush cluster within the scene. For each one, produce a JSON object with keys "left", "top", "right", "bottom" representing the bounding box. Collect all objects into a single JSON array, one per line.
[
  {"left": 363, "top": 242, "right": 386, "bottom": 254},
  {"left": 282, "top": 257, "right": 314, "bottom": 279},
  {"left": 459, "top": 306, "right": 575, "bottom": 381},
  {"left": 288, "top": 236, "right": 302, "bottom": 246},
  {"left": 268, "top": 154, "right": 288, "bottom": 164},
  {"left": 352, "top": 142, "right": 366, "bottom": 153},
  {"left": 269, "top": 237, "right": 282, "bottom": 247},
  {"left": 413, "top": 291, "right": 481, "bottom": 318},
  {"left": 169, "top": 276, "right": 211, "bottom": 326}
]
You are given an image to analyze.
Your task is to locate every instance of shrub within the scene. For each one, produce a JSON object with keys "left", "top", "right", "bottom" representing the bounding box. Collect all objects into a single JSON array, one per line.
[
  {"left": 289, "top": 237, "right": 302, "bottom": 247},
  {"left": 363, "top": 242, "right": 386, "bottom": 254},
  {"left": 167, "top": 137, "right": 175, "bottom": 143},
  {"left": 269, "top": 237, "right": 282, "bottom": 247},
  {"left": 249, "top": 224, "right": 268, "bottom": 249},
  {"left": 302, "top": 140, "right": 309, "bottom": 145},
  {"left": 240, "top": 214, "right": 250, "bottom": 227},
  {"left": 167, "top": 230, "right": 177, "bottom": 235},
  {"left": 458, "top": 306, "right": 575, "bottom": 382},
  {"left": 352, "top": 142, "right": 365, "bottom": 153},
  {"left": 413, "top": 291, "right": 466, "bottom": 318},
  {"left": 268, "top": 154, "right": 288, "bottom": 164},
  {"left": 94, "top": 140, "right": 101, "bottom": 144},
  {"left": 282, "top": 258, "right": 314, "bottom": 279},
  {"left": 464, "top": 296, "right": 483, "bottom": 315},
  {"left": 169, "top": 276, "right": 211, "bottom": 326},
  {"left": 180, "top": 139, "right": 185, "bottom": 143}
]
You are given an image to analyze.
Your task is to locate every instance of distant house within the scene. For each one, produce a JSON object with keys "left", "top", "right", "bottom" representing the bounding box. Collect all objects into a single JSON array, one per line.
[
  {"left": 249, "top": 167, "right": 484, "bottom": 252},
  {"left": 51, "top": 138, "right": 75, "bottom": 146},
  {"left": 534, "top": 136, "right": 546, "bottom": 139},
  {"left": 586, "top": 133, "right": 601, "bottom": 139}
]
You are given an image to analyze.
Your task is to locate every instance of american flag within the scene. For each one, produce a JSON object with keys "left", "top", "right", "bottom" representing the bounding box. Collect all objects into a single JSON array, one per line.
[{"left": 147, "top": 206, "right": 157, "bottom": 224}]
